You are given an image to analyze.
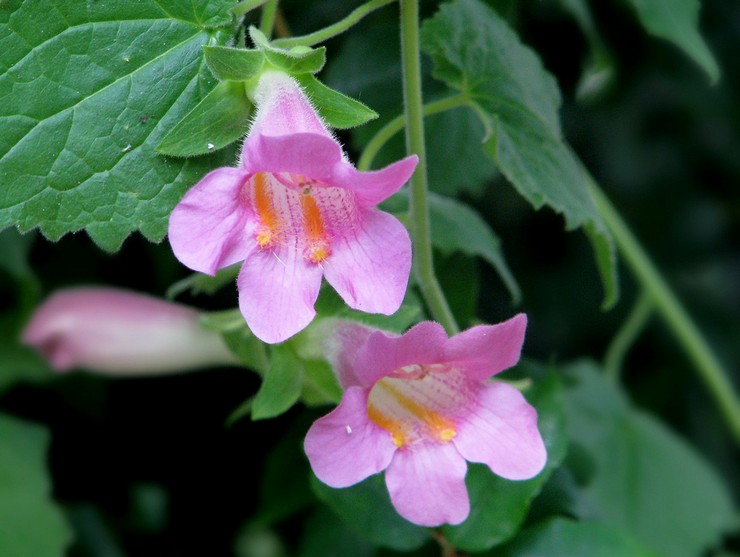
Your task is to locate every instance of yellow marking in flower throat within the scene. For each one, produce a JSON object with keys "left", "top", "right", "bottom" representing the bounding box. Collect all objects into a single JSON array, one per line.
[
  {"left": 368, "top": 379, "right": 457, "bottom": 448},
  {"left": 253, "top": 173, "right": 282, "bottom": 248},
  {"left": 300, "top": 187, "right": 331, "bottom": 264}
]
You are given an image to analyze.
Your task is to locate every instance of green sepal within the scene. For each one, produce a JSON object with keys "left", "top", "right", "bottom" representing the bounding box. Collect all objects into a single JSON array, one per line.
[
  {"left": 296, "top": 74, "right": 378, "bottom": 129},
  {"left": 203, "top": 45, "right": 265, "bottom": 81},
  {"left": 252, "top": 345, "right": 304, "bottom": 420},
  {"left": 156, "top": 80, "right": 252, "bottom": 157},
  {"left": 249, "top": 26, "right": 326, "bottom": 74}
]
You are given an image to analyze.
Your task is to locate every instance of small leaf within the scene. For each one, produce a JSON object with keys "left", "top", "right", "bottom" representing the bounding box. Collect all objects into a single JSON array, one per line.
[
  {"left": 203, "top": 45, "right": 264, "bottom": 81},
  {"left": 301, "top": 359, "right": 342, "bottom": 406},
  {"left": 624, "top": 0, "right": 719, "bottom": 82},
  {"left": 442, "top": 367, "right": 567, "bottom": 551},
  {"left": 310, "top": 474, "right": 430, "bottom": 551},
  {"left": 249, "top": 27, "right": 326, "bottom": 74},
  {"left": 564, "top": 361, "right": 737, "bottom": 557},
  {"left": 497, "top": 518, "right": 660, "bottom": 557},
  {"left": 421, "top": 0, "right": 618, "bottom": 308},
  {"left": 156, "top": 80, "right": 252, "bottom": 157},
  {"left": 252, "top": 345, "right": 304, "bottom": 420},
  {"left": 429, "top": 193, "right": 521, "bottom": 303},
  {"left": 296, "top": 74, "right": 378, "bottom": 129},
  {"left": 0, "top": 413, "right": 73, "bottom": 556},
  {"left": 166, "top": 263, "right": 240, "bottom": 300}
]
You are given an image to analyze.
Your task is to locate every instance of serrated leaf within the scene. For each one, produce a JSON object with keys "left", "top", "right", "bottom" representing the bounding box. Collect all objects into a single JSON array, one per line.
[
  {"left": 421, "top": 0, "right": 618, "bottom": 309},
  {"left": 252, "top": 345, "right": 304, "bottom": 420},
  {"left": 249, "top": 26, "right": 326, "bottom": 74},
  {"left": 625, "top": 0, "right": 719, "bottom": 83},
  {"left": 564, "top": 361, "right": 737, "bottom": 557},
  {"left": 0, "top": 413, "right": 73, "bottom": 556},
  {"left": 0, "top": 0, "right": 237, "bottom": 251},
  {"left": 203, "top": 45, "right": 264, "bottom": 81},
  {"left": 157, "top": 80, "right": 252, "bottom": 157},
  {"left": 497, "top": 518, "right": 660, "bottom": 557},
  {"left": 296, "top": 74, "right": 377, "bottom": 129},
  {"left": 442, "top": 368, "right": 567, "bottom": 551}
]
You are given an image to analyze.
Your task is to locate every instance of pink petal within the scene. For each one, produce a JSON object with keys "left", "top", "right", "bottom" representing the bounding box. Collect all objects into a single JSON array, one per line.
[
  {"left": 237, "top": 245, "right": 323, "bottom": 344},
  {"left": 385, "top": 442, "right": 469, "bottom": 526},
  {"left": 453, "top": 382, "right": 546, "bottom": 480},
  {"left": 242, "top": 132, "right": 344, "bottom": 181},
  {"left": 335, "top": 155, "right": 419, "bottom": 207},
  {"left": 353, "top": 322, "right": 448, "bottom": 388},
  {"left": 168, "top": 167, "right": 255, "bottom": 275},
  {"left": 444, "top": 314, "right": 527, "bottom": 381},
  {"left": 304, "top": 386, "right": 396, "bottom": 488},
  {"left": 323, "top": 210, "right": 411, "bottom": 316},
  {"left": 324, "top": 321, "right": 378, "bottom": 389},
  {"left": 247, "top": 71, "right": 331, "bottom": 139},
  {"left": 22, "top": 288, "right": 235, "bottom": 374}
]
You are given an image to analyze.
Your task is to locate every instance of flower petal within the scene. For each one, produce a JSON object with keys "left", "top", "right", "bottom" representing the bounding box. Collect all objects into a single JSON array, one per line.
[
  {"left": 453, "top": 382, "right": 546, "bottom": 480},
  {"left": 237, "top": 245, "right": 322, "bottom": 343},
  {"left": 324, "top": 321, "right": 378, "bottom": 389},
  {"left": 335, "top": 155, "right": 419, "bottom": 207},
  {"left": 243, "top": 133, "right": 344, "bottom": 180},
  {"left": 323, "top": 210, "right": 411, "bottom": 316},
  {"left": 168, "top": 167, "right": 255, "bottom": 275},
  {"left": 304, "top": 386, "right": 396, "bottom": 488},
  {"left": 385, "top": 442, "right": 469, "bottom": 526},
  {"left": 444, "top": 314, "right": 527, "bottom": 380},
  {"left": 353, "top": 321, "right": 448, "bottom": 388}
]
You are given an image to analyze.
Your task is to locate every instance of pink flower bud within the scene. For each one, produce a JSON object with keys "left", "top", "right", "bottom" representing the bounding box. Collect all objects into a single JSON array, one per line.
[{"left": 22, "top": 288, "right": 236, "bottom": 375}]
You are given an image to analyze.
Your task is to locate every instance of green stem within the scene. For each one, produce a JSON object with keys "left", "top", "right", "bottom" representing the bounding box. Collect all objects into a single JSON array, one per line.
[
  {"left": 231, "top": 0, "right": 268, "bottom": 18},
  {"left": 358, "top": 94, "right": 468, "bottom": 172},
  {"left": 604, "top": 290, "right": 653, "bottom": 380},
  {"left": 590, "top": 180, "right": 740, "bottom": 443},
  {"left": 259, "top": 0, "right": 279, "bottom": 38},
  {"left": 400, "top": 0, "right": 458, "bottom": 335},
  {"left": 273, "top": 0, "right": 397, "bottom": 48}
]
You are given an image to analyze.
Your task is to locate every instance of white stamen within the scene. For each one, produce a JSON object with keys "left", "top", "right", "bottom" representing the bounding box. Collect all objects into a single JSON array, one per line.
[{"left": 345, "top": 425, "right": 352, "bottom": 435}]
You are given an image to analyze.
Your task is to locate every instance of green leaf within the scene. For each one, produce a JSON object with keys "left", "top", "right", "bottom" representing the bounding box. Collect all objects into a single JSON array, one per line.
[
  {"left": 442, "top": 367, "right": 568, "bottom": 552},
  {"left": 496, "top": 518, "right": 660, "bottom": 557},
  {"left": 297, "top": 507, "right": 376, "bottom": 557},
  {"left": 202, "top": 45, "right": 264, "bottom": 81},
  {"left": 0, "top": 0, "right": 237, "bottom": 251},
  {"left": 311, "top": 473, "right": 430, "bottom": 551},
  {"left": 0, "top": 316, "right": 54, "bottom": 395},
  {"left": 249, "top": 27, "right": 326, "bottom": 74},
  {"left": 301, "top": 359, "right": 342, "bottom": 406},
  {"left": 156, "top": 80, "right": 252, "bottom": 157},
  {"left": 296, "top": 74, "right": 378, "bottom": 129},
  {"left": 564, "top": 361, "right": 737, "bottom": 557},
  {"left": 252, "top": 345, "right": 304, "bottom": 420},
  {"left": 0, "top": 413, "right": 73, "bottom": 556},
  {"left": 166, "top": 263, "right": 240, "bottom": 299},
  {"left": 624, "top": 0, "right": 719, "bottom": 83},
  {"left": 429, "top": 193, "right": 521, "bottom": 303},
  {"left": 420, "top": 0, "right": 618, "bottom": 309}
]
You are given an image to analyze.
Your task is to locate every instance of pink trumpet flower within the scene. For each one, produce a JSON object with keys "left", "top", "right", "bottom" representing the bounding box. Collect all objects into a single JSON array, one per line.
[
  {"left": 304, "top": 315, "right": 546, "bottom": 527},
  {"left": 22, "top": 288, "right": 236, "bottom": 374},
  {"left": 168, "top": 71, "right": 418, "bottom": 344}
]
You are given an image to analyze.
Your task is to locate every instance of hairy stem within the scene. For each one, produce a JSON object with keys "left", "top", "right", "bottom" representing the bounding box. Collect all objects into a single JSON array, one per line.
[
  {"left": 399, "top": 0, "right": 459, "bottom": 335},
  {"left": 273, "top": 0, "right": 397, "bottom": 48},
  {"left": 590, "top": 180, "right": 740, "bottom": 443}
]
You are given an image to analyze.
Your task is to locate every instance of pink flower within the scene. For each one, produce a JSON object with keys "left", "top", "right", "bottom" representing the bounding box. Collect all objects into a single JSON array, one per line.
[
  {"left": 304, "top": 315, "right": 546, "bottom": 527},
  {"left": 22, "top": 288, "right": 236, "bottom": 374},
  {"left": 168, "top": 71, "right": 418, "bottom": 344}
]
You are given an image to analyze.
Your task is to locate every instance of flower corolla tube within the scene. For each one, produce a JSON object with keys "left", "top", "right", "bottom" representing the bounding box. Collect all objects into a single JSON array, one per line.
[
  {"left": 22, "top": 287, "right": 236, "bottom": 375},
  {"left": 304, "top": 315, "right": 547, "bottom": 527},
  {"left": 168, "top": 71, "right": 418, "bottom": 344}
]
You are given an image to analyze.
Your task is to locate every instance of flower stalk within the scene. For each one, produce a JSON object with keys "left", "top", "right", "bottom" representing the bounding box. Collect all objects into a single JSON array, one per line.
[{"left": 399, "top": 0, "right": 459, "bottom": 335}]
